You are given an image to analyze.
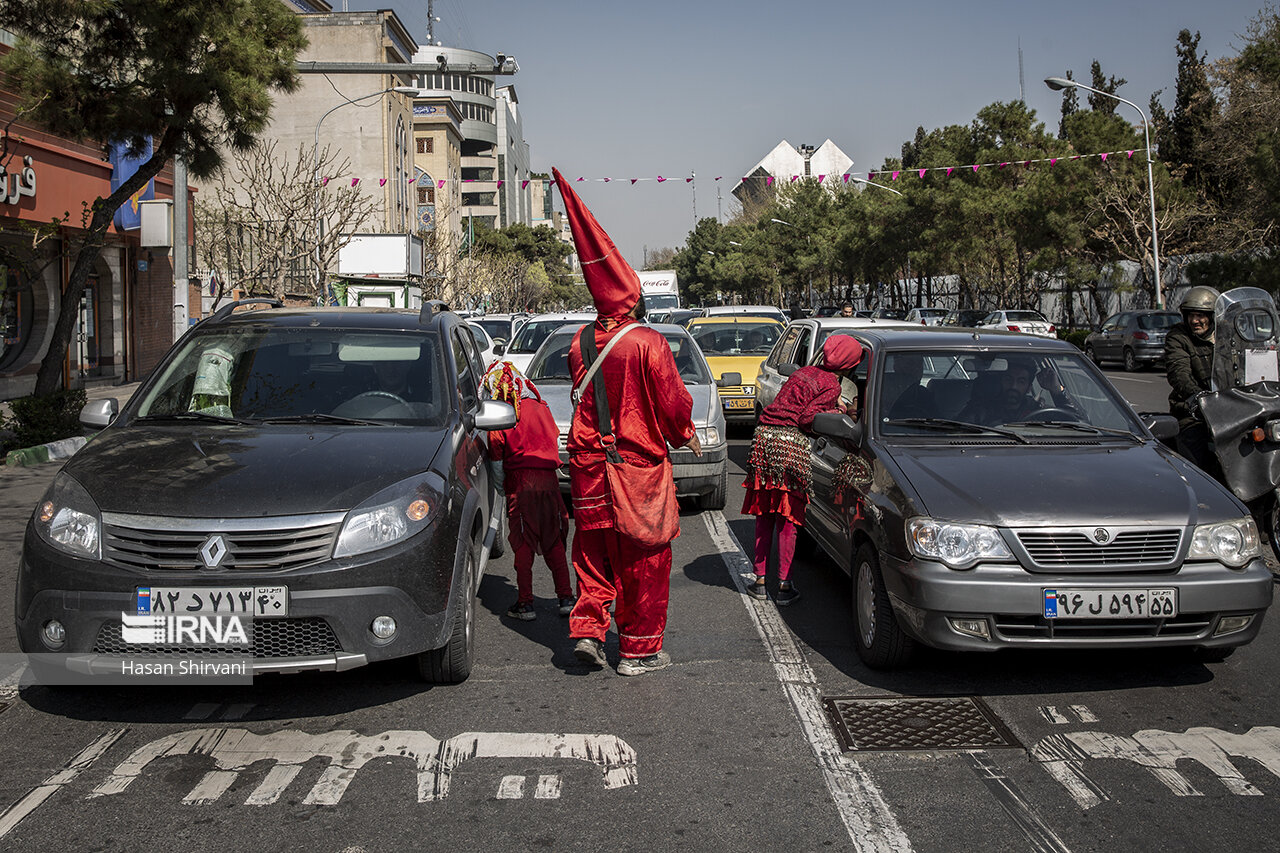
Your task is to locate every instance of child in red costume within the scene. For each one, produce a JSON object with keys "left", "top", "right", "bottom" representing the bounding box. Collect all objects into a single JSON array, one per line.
[{"left": 484, "top": 361, "right": 575, "bottom": 620}]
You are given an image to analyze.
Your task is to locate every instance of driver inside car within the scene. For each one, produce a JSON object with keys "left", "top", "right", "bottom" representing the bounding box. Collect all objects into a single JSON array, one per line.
[{"left": 958, "top": 358, "right": 1077, "bottom": 425}]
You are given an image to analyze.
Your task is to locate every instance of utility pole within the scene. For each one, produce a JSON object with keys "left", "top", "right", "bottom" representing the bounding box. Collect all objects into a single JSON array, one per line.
[
  {"left": 173, "top": 154, "right": 189, "bottom": 341},
  {"left": 691, "top": 171, "right": 696, "bottom": 226}
]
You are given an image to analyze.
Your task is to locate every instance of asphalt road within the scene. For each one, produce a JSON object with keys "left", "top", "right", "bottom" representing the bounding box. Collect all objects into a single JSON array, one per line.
[{"left": 1, "top": 367, "right": 1278, "bottom": 852}]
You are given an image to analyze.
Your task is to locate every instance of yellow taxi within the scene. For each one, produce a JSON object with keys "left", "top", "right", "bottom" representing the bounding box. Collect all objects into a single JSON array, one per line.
[{"left": 687, "top": 316, "right": 785, "bottom": 422}]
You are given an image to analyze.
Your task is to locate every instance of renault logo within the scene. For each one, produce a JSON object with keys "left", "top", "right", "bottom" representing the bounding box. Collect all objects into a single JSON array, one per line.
[
  {"left": 199, "top": 534, "right": 229, "bottom": 569},
  {"left": 1093, "top": 528, "right": 1111, "bottom": 544}
]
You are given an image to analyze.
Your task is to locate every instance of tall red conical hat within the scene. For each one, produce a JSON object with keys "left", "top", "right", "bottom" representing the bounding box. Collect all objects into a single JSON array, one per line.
[{"left": 552, "top": 167, "right": 640, "bottom": 318}]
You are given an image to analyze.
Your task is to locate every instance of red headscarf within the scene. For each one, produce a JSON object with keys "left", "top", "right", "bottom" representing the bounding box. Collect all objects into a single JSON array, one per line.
[
  {"left": 822, "top": 335, "right": 864, "bottom": 371},
  {"left": 552, "top": 167, "right": 641, "bottom": 319}
]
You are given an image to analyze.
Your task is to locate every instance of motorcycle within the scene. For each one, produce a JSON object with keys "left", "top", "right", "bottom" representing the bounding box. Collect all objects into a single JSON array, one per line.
[{"left": 1197, "top": 287, "right": 1280, "bottom": 553}]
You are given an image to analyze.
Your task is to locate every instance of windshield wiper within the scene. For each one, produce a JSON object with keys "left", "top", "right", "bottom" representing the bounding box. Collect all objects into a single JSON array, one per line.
[
  {"left": 259, "top": 413, "right": 393, "bottom": 426},
  {"left": 136, "top": 411, "right": 258, "bottom": 425},
  {"left": 1004, "top": 420, "right": 1144, "bottom": 444},
  {"left": 882, "top": 417, "right": 1031, "bottom": 443}
]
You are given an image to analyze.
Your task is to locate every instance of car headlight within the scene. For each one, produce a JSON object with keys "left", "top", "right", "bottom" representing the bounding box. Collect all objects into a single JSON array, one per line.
[
  {"left": 334, "top": 473, "right": 446, "bottom": 558},
  {"left": 34, "top": 473, "right": 101, "bottom": 559},
  {"left": 1189, "top": 517, "right": 1260, "bottom": 567},
  {"left": 697, "top": 427, "right": 721, "bottom": 446},
  {"left": 907, "top": 517, "right": 1012, "bottom": 570}
]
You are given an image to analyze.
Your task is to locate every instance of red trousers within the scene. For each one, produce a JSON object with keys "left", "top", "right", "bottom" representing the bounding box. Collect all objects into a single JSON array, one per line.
[
  {"left": 568, "top": 527, "right": 672, "bottom": 659},
  {"left": 512, "top": 540, "right": 573, "bottom": 605}
]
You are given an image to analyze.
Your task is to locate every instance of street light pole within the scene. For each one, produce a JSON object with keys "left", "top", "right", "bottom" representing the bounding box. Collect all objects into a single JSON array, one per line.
[
  {"left": 313, "top": 86, "right": 417, "bottom": 304},
  {"left": 1045, "top": 75, "right": 1163, "bottom": 309}
]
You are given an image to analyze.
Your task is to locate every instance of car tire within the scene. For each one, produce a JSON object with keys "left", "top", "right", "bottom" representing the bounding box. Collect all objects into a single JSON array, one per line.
[
  {"left": 1123, "top": 348, "right": 1138, "bottom": 372},
  {"left": 853, "top": 543, "right": 914, "bottom": 669},
  {"left": 698, "top": 465, "right": 728, "bottom": 511},
  {"left": 417, "top": 539, "right": 478, "bottom": 683},
  {"left": 1084, "top": 344, "right": 1099, "bottom": 365}
]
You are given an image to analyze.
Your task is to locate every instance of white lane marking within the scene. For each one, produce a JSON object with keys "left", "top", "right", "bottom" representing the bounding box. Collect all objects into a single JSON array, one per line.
[
  {"left": 183, "top": 703, "right": 220, "bottom": 721},
  {"left": 90, "top": 728, "right": 637, "bottom": 804},
  {"left": 1040, "top": 706, "right": 1070, "bottom": 725},
  {"left": 0, "top": 665, "right": 24, "bottom": 703},
  {"left": 968, "top": 753, "right": 1073, "bottom": 853},
  {"left": 1032, "top": 725, "right": 1280, "bottom": 808},
  {"left": 1069, "top": 705, "right": 1099, "bottom": 723},
  {"left": 496, "top": 776, "right": 524, "bottom": 799},
  {"left": 705, "top": 511, "right": 914, "bottom": 853},
  {"left": 534, "top": 774, "right": 562, "bottom": 799},
  {"left": 0, "top": 729, "right": 127, "bottom": 839}
]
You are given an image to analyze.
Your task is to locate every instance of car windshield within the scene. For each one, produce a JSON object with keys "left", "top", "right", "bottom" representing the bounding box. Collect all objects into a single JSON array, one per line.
[
  {"left": 1138, "top": 312, "right": 1181, "bottom": 331},
  {"left": 1006, "top": 311, "right": 1048, "bottom": 322},
  {"left": 919, "top": 309, "right": 946, "bottom": 318},
  {"left": 690, "top": 321, "right": 781, "bottom": 355},
  {"left": 644, "top": 293, "right": 680, "bottom": 311},
  {"left": 877, "top": 349, "right": 1139, "bottom": 437},
  {"left": 508, "top": 318, "right": 581, "bottom": 354},
  {"left": 474, "top": 318, "right": 511, "bottom": 340},
  {"left": 527, "top": 328, "right": 711, "bottom": 385},
  {"left": 467, "top": 324, "right": 490, "bottom": 350},
  {"left": 134, "top": 325, "right": 449, "bottom": 427}
]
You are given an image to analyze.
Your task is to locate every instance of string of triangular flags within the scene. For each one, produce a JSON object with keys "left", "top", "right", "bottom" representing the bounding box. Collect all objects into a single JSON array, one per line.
[{"left": 318, "top": 148, "right": 1143, "bottom": 188}]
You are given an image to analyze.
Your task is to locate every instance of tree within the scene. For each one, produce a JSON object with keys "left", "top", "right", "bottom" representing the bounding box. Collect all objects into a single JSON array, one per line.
[
  {"left": 1151, "top": 30, "right": 1217, "bottom": 190},
  {"left": 0, "top": 0, "right": 306, "bottom": 395},
  {"left": 1058, "top": 70, "right": 1079, "bottom": 139},
  {"left": 195, "top": 140, "right": 376, "bottom": 304},
  {"left": 1088, "top": 61, "right": 1127, "bottom": 116}
]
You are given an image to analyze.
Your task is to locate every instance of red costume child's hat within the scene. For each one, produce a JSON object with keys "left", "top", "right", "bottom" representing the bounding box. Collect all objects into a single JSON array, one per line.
[{"left": 552, "top": 167, "right": 640, "bottom": 319}]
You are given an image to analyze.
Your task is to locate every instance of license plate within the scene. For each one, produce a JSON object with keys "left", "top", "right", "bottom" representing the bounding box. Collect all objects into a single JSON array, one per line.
[
  {"left": 1043, "top": 588, "right": 1176, "bottom": 619},
  {"left": 137, "top": 586, "right": 289, "bottom": 618},
  {"left": 724, "top": 398, "right": 753, "bottom": 410}
]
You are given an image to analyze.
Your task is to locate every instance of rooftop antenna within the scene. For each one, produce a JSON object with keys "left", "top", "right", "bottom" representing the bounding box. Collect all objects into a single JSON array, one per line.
[{"left": 427, "top": 0, "right": 441, "bottom": 47}]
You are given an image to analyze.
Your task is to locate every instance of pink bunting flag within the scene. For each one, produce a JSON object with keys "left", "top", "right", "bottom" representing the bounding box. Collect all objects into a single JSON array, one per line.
[
  {"left": 843, "top": 174, "right": 850, "bottom": 183},
  {"left": 972, "top": 164, "right": 980, "bottom": 172},
  {"left": 1100, "top": 153, "right": 1108, "bottom": 162},
  {"left": 766, "top": 176, "right": 774, "bottom": 187},
  {"left": 408, "top": 176, "right": 417, "bottom": 183},
  {"left": 549, "top": 179, "right": 556, "bottom": 187},
  {"left": 496, "top": 180, "right": 503, "bottom": 188},
  {"left": 576, "top": 177, "right": 584, "bottom": 181},
  {"left": 998, "top": 162, "right": 1008, "bottom": 169},
  {"left": 918, "top": 169, "right": 927, "bottom": 179},
  {"left": 714, "top": 176, "right": 723, "bottom": 181},
  {"left": 351, "top": 178, "right": 359, "bottom": 187},
  {"left": 657, "top": 176, "right": 666, "bottom": 182},
  {"left": 891, "top": 171, "right": 900, "bottom": 181},
  {"left": 868, "top": 171, "right": 875, "bottom": 180},
  {"left": 1127, "top": 150, "right": 1135, "bottom": 159},
  {"left": 685, "top": 177, "right": 693, "bottom": 183},
  {"left": 437, "top": 179, "right": 445, "bottom": 189},
  {"left": 817, "top": 174, "right": 825, "bottom": 183},
  {"left": 946, "top": 167, "right": 954, "bottom": 177},
  {"left": 379, "top": 178, "right": 387, "bottom": 186},
  {"left": 1071, "top": 155, "right": 1081, "bottom": 160},
  {"left": 630, "top": 179, "right": 638, "bottom": 185},
  {"left": 1050, "top": 158, "right": 1058, "bottom": 166},
  {"left": 1022, "top": 160, "right": 1031, "bottom": 167},
  {"left": 603, "top": 177, "right": 611, "bottom": 182},
  {"left": 521, "top": 180, "right": 529, "bottom": 189},
  {"left": 790, "top": 175, "right": 799, "bottom": 182},
  {"left": 321, "top": 177, "right": 329, "bottom": 186}
]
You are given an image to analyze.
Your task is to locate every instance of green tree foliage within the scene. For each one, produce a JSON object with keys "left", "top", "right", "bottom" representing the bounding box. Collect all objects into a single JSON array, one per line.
[
  {"left": 1088, "top": 60, "right": 1127, "bottom": 116},
  {"left": 0, "top": 0, "right": 306, "bottom": 395}
]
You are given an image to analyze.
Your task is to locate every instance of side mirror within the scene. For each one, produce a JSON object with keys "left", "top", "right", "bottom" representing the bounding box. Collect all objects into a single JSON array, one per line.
[
  {"left": 812, "top": 412, "right": 863, "bottom": 447},
  {"left": 716, "top": 372, "right": 743, "bottom": 387},
  {"left": 493, "top": 342, "right": 506, "bottom": 356},
  {"left": 472, "top": 399, "right": 517, "bottom": 431},
  {"left": 1140, "top": 412, "right": 1179, "bottom": 442},
  {"left": 779, "top": 363, "right": 800, "bottom": 377},
  {"left": 80, "top": 398, "right": 119, "bottom": 431}
]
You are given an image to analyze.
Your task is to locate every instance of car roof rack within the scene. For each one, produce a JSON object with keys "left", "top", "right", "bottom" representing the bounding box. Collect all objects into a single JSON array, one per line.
[
  {"left": 419, "top": 300, "right": 451, "bottom": 324},
  {"left": 203, "top": 297, "right": 285, "bottom": 326}
]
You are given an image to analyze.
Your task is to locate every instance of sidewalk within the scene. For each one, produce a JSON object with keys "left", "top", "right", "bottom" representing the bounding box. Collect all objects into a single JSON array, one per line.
[{"left": 2, "top": 380, "right": 144, "bottom": 467}]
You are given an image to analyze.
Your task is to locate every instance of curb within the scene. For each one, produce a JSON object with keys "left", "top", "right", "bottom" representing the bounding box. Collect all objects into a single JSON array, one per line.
[{"left": 4, "top": 436, "right": 87, "bottom": 468}]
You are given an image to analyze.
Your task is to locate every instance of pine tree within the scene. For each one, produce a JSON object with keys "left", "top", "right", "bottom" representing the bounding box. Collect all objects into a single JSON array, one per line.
[{"left": 1088, "top": 61, "right": 1127, "bottom": 116}]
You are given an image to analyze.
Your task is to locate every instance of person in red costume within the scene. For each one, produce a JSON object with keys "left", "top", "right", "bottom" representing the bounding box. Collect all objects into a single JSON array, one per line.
[
  {"left": 552, "top": 167, "right": 702, "bottom": 677},
  {"left": 742, "top": 335, "right": 865, "bottom": 605},
  {"left": 484, "top": 360, "right": 576, "bottom": 621}
]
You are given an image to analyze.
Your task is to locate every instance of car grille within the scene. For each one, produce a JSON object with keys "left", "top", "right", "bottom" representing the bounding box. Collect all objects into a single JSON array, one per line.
[
  {"left": 993, "top": 614, "right": 1213, "bottom": 640},
  {"left": 101, "top": 512, "right": 345, "bottom": 572},
  {"left": 1015, "top": 528, "right": 1182, "bottom": 572},
  {"left": 92, "top": 617, "right": 343, "bottom": 657}
]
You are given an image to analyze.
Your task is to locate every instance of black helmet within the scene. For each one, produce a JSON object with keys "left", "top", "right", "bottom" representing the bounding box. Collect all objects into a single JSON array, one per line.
[{"left": 1179, "top": 286, "right": 1219, "bottom": 317}]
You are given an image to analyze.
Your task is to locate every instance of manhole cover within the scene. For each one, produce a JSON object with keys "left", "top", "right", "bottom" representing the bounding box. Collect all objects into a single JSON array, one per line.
[{"left": 823, "top": 696, "right": 1021, "bottom": 752}]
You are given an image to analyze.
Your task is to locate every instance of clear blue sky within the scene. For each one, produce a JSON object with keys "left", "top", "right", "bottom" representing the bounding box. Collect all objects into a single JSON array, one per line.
[{"left": 341, "top": 0, "right": 1268, "bottom": 270}]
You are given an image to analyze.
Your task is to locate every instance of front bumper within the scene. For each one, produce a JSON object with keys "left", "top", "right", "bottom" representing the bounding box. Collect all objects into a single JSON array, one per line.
[
  {"left": 15, "top": 519, "right": 461, "bottom": 674},
  {"left": 879, "top": 552, "right": 1274, "bottom": 651}
]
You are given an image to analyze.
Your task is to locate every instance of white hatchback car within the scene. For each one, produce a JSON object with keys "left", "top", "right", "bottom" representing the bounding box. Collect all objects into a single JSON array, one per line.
[{"left": 977, "top": 309, "right": 1057, "bottom": 339}]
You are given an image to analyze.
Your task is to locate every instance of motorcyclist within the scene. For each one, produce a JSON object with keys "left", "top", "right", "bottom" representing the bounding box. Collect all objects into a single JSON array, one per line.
[{"left": 1166, "top": 286, "right": 1223, "bottom": 478}]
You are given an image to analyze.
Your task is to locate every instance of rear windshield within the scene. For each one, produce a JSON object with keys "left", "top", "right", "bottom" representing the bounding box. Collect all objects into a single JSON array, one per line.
[
  {"left": 1006, "top": 311, "right": 1048, "bottom": 322},
  {"left": 508, "top": 319, "right": 581, "bottom": 354},
  {"left": 1138, "top": 313, "right": 1180, "bottom": 331},
  {"left": 528, "top": 329, "right": 711, "bottom": 385}
]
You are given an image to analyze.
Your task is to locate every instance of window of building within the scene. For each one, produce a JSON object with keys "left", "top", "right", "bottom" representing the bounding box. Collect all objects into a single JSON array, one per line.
[
  {"left": 417, "top": 186, "right": 435, "bottom": 204},
  {"left": 0, "top": 264, "right": 34, "bottom": 371},
  {"left": 417, "top": 137, "right": 434, "bottom": 154}
]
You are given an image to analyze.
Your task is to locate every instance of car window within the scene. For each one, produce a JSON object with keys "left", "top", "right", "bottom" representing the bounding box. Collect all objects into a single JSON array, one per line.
[
  {"left": 474, "top": 318, "right": 511, "bottom": 341},
  {"left": 771, "top": 326, "right": 801, "bottom": 366},
  {"left": 1138, "top": 312, "right": 1180, "bottom": 331},
  {"left": 663, "top": 331, "right": 712, "bottom": 384},
  {"left": 452, "top": 329, "right": 479, "bottom": 410},
  {"left": 135, "top": 326, "right": 449, "bottom": 426},
  {"left": 1099, "top": 314, "right": 1122, "bottom": 332},
  {"left": 526, "top": 331, "right": 578, "bottom": 382},
  {"left": 1006, "top": 311, "right": 1048, "bottom": 322},
  {"left": 508, "top": 318, "right": 574, "bottom": 354},
  {"left": 793, "top": 326, "right": 814, "bottom": 365},
  {"left": 689, "top": 321, "right": 780, "bottom": 355}
]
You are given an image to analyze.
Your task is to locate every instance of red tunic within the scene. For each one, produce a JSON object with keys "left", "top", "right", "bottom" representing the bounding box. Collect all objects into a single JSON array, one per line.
[
  {"left": 567, "top": 318, "right": 696, "bottom": 530},
  {"left": 488, "top": 397, "right": 568, "bottom": 554}
]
